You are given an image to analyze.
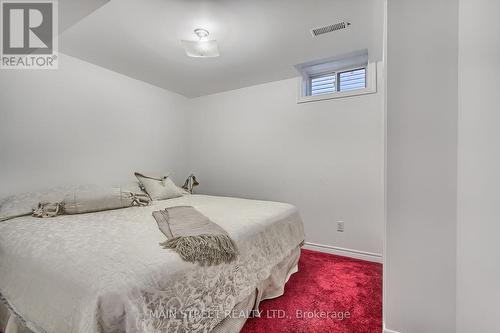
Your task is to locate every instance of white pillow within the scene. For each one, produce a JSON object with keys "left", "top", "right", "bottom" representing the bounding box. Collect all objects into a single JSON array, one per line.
[{"left": 134, "top": 172, "right": 187, "bottom": 200}]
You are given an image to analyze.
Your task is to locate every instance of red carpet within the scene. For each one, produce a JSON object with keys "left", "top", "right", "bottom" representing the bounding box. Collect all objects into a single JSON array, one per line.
[{"left": 241, "top": 249, "right": 382, "bottom": 333}]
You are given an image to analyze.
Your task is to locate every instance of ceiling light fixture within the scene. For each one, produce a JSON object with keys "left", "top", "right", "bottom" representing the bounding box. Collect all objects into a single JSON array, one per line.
[{"left": 181, "top": 29, "right": 220, "bottom": 58}]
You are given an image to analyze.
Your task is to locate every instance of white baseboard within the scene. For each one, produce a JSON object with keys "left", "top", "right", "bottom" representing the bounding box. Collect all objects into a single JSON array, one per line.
[
  {"left": 383, "top": 327, "right": 402, "bottom": 333},
  {"left": 303, "top": 242, "right": 383, "bottom": 263}
]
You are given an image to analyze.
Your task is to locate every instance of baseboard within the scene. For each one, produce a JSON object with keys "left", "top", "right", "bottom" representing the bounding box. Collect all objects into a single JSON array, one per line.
[
  {"left": 303, "top": 242, "right": 383, "bottom": 263},
  {"left": 383, "top": 327, "right": 401, "bottom": 333}
]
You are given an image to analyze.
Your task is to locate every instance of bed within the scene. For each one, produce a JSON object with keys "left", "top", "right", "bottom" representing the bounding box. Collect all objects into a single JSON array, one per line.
[{"left": 0, "top": 194, "right": 305, "bottom": 333}]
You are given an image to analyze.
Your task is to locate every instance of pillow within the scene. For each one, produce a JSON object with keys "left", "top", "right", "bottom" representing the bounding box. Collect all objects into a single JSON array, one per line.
[
  {"left": 62, "top": 187, "right": 150, "bottom": 215},
  {"left": 0, "top": 185, "right": 98, "bottom": 222},
  {"left": 134, "top": 172, "right": 187, "bottom": 200},
  {"left": 181, "top": 174, "right": 200, "bottom": 194}
]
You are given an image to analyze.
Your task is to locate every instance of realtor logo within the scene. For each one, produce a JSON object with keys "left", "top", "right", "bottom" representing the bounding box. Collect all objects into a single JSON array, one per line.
[{"left": 1, "top": 0, "right": 58, "bottom": 69}]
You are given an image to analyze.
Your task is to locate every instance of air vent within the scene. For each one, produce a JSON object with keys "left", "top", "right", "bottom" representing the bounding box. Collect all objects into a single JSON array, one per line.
[{"left": 311, "top": 21, "right": 350, "bottom": 36}]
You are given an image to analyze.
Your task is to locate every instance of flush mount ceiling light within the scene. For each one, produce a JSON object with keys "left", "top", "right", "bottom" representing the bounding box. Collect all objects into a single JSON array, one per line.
[{"left": 181, "top": 29, "right": 220, "bottom": 58}]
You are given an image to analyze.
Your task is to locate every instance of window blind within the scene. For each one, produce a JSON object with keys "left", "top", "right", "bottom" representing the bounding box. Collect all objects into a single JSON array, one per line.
[
  {"left": 338, "top": 68, "right": 366, "bottom": 92},
  {"left": 310, "top": 73, "right": 336, "bottom": 96}
]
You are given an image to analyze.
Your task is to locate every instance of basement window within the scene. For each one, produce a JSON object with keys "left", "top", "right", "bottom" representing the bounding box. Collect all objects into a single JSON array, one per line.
[{"left": 295, "top": 50, "right": 376, "bottom": 103}]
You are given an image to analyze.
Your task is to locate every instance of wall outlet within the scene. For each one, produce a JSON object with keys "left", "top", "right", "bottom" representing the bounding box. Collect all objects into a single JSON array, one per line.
[{"left": 337, "top": 221, "right": 345, "bottom": 232}]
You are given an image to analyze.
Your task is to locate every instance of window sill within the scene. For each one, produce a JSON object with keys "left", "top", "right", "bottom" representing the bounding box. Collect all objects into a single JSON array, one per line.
[{"left": 296, "top": 85, "right": 377, "bottom": 104}]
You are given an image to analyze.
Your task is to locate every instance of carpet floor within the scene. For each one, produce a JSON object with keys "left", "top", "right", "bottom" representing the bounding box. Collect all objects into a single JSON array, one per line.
[{"left": 240, "top": 249, "right": 382, "bottom": 333}]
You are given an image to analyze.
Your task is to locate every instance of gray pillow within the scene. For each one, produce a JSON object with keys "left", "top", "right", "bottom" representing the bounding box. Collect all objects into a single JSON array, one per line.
[
  {"left": 134, "top": 172, "right": 187, "bottom": 200},
  {"left": 0, "top": 185, "right": 98, "bottom": 222},
  {"left": 62, "top": 187, "right": 150, "bottom": 215}
]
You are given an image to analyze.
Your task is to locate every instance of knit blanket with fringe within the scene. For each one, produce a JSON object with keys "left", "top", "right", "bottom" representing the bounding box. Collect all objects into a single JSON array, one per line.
[{"left": 152, "top": 206, "right": 239, "bottom": 265}]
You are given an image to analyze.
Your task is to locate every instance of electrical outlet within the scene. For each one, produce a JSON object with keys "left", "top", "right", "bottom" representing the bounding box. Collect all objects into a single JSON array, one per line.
[{"left": 337, "top": 221, "right": 345, "bottom": 232}]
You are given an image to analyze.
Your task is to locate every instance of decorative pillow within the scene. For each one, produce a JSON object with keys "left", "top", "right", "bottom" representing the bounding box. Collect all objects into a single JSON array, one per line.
[
  {"left": 134, "top": 172, "right": 187, "bottom": 200},
  {"left": 62, "top": 187, "right": 150, "bottom": 215},
  {"left": 182, "top": 174, "right": 200, "bottom": 194},
  {"left": 0, "top": 185, "right": 98, "bottom": 222}
]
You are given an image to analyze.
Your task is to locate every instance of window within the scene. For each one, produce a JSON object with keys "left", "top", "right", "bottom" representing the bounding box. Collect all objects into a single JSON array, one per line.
[
  {"left": 308, "top": 67, "right": 366, "bottom": 96},
  {"left": 295, "top": 50, "right": 376, "bottom": 103}
]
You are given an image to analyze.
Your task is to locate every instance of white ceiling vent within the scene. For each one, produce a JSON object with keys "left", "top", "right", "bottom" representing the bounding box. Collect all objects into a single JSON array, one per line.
[{"left": 310, "top": 21, "right": 350, "bottom": 37}]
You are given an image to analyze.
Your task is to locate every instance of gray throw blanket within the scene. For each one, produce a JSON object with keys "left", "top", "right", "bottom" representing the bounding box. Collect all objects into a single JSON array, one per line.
[{"left": 152, "top": 206, "right": 239, "bottom": 265}]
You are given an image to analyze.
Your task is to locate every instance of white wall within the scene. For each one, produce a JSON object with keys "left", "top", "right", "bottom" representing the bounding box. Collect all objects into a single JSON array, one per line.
[
  {"left": 457, "top": 0, "right": 500, "bottom": 332},
  {"left": 385, "top": 0, "right": 458, "bottom": 332},
  {"left": 0, "top": 54, "right": 189, "bottom": 197},
  {"left": 187, "top": 65, "right": 385, "bottom": 256}
]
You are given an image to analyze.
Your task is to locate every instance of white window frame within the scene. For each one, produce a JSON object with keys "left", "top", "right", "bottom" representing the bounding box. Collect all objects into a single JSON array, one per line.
[{"left": 297, "top": 62, "right": 377, "bottom": 104}]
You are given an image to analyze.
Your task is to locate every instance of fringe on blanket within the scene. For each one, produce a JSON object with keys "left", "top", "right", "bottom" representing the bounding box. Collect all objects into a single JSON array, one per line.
[{"left": 160, "top": 234, "right": 239, "bottom": 266}]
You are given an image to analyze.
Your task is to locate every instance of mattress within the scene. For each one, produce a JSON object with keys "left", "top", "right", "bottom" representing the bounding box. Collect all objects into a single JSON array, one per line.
[{"left": 0, "top": 195, "right": 305, "bottom": 333}]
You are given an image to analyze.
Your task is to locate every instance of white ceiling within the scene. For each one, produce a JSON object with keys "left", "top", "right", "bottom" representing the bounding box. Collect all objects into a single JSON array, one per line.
[
  {"left": 60, "top": 0, "right": 384, "bottom": 98},
  {"left": 59, "top": 0, "right": 109, "bottom": 33}
]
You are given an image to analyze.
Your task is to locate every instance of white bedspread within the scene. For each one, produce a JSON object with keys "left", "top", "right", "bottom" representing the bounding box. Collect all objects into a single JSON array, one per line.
[{"left": 0, "top": 195, "right": 304, "bottom": 333}]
